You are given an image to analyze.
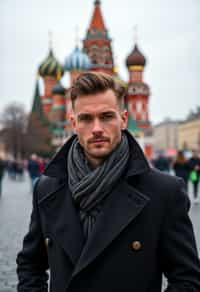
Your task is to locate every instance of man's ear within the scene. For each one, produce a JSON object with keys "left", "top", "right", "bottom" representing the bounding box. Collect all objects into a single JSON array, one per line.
[
  {"left": 70, "top": 114, "right": 77, "bottom": 132},
  {"left": 121, "top": 110, "right": 128, "bottom": 130}
]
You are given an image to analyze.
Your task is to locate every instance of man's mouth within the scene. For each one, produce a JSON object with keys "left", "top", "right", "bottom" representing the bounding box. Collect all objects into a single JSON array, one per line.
[
  {"left": 92, "top": 139, "right": 107, "bottom": 143},
  {"left": 89, "top": 138, "right": 109, "bottom": 144}
]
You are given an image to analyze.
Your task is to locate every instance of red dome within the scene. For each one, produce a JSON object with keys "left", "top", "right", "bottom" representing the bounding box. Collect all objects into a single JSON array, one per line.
[{"left": 126, "top": 44, "right": 146, "bottom": 67}]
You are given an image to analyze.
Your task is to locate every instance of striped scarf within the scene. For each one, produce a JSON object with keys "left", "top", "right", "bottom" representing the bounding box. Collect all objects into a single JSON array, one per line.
[{"left": 68, "top": 132, "right": 129, "bottom": 239}]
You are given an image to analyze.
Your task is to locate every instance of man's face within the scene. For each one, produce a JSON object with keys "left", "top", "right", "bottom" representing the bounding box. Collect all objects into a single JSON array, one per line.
[{"left": 71, "top": 89, "right": 128, "bottom": 166}]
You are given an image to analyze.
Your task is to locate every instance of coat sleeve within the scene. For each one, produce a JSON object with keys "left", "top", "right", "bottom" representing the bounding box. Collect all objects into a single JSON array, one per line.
[
  {"left": 161, "top": 178, "right": 200, "bottom": 292},
  {"left": 16, "top": 179, "right": 49, "bottom": 292}
]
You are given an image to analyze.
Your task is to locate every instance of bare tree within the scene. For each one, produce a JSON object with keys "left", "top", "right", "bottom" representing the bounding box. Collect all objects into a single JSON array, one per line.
[
  {"left": 0, "top": 102, "right": 27, "bottom": 158},
  {"left": 25, "top": 112, "right": 53, "bottom": 157},
  {"left": 0, "top": 98, "right": 53, "bottom": 158}
]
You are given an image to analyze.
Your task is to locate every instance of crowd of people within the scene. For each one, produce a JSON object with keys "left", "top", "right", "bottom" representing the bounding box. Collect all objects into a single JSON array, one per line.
[
  {"left": 152, "top": 149, "right": 200, "bottom": 203},
  {"left": 0, "top": 154, "right": 50, "bottom": 194}
]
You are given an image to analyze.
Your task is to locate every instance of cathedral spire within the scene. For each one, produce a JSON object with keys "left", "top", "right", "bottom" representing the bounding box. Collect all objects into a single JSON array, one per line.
[
  {"left": 31, "top": 78, "right": 45, "bottom": 122},
  {"left": 89, "top": 0, "right": 105, "bottom": 31}
]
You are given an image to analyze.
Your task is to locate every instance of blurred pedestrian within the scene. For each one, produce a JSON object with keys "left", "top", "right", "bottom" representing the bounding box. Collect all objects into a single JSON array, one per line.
[
  {"left": 188, "top": 149, "right": 200, "bottom": 203},
  {"left": 152, "top": 152, "right": 170, "bottom": 172},
  {"left": 27, "top": 154, "right": 40, "bottom": 190},
  {"left": 7, "top": 159, "right": 17, "bottom": 180},
  {"left": 173, "top": 150, "right": 189, "bottom": 190},
  {"left": 0, "top": 156, "right": 5, "bottom": 195},
  {"left": 38, "top": 157, "right": 45, "bottom": 175},
  {"left": 16, "top": 160, "right": 24, "bottom": 181}
]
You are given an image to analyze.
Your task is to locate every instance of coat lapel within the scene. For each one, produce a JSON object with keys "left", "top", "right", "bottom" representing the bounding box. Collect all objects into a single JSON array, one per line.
[
  {"left": 55, "top": 185, "right": 85, "bottom": 265},
  {"left": 39, "top": 181, "right": 84, "bottom": 266},
  {"left": 72, "top": 180, "right": 150, "bottom": 277}
]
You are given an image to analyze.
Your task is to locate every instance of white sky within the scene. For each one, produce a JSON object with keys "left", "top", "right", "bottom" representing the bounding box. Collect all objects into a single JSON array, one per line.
[{"left": 1, "top": 0, "right": 200, "bottom": 124}]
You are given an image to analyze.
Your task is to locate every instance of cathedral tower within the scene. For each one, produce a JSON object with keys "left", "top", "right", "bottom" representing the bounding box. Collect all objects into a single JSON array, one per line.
[
  {"left": 83, "top": 0, "right": 114, "bottom": 74},
  {"left": 126, "top": 43, "right": 150, "bottom": 129}
]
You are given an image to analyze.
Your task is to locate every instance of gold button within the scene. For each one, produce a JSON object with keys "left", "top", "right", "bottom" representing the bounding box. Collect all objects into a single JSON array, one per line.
[
  {"left": 45, "top": 237, "right": 52, "bottom": 248},
  {"left": 132, "top": 241, "right": 142, "bottom": 251},
  {"left": 44, "top": 238, "right": 49, "bottom": 248}
]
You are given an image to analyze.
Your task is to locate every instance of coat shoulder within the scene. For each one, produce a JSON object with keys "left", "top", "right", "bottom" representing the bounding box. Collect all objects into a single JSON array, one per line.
[
  {"left": 148, "top": 167, "right": 183, "bottom": 188},
  {"left": 131, "top": 167, "right": 187, "bottom": 202},
  {"left": 35, "top": 175, "right": 65, "bottom": 205}
]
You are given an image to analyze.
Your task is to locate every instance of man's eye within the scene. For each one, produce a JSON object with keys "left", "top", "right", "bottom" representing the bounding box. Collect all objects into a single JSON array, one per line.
[{"left": 101, "top": 113, "right": 114, "bottom": 120}]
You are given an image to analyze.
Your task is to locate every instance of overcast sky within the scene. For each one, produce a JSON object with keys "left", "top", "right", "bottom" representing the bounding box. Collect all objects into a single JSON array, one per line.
[{"left": 1, "top": 0, "right": 200, "bottom": 124}]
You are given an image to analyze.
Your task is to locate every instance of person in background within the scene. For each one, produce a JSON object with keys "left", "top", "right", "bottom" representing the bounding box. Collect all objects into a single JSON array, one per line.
[
  {"left": 38, "top": 157, "right": 45, "bottom": 175},
  {"left": 173, "top": 150, "right": 189, "bottom": 190},
  {"left": 16, "top": 159, "right": 24, "bottom": 181},
  {"left": 0, "top": 156, "right": 5, "bottom": 195},
  {"left": 152, "top": 151, "right": 170, "bottom": 172},
  {"left": 27, "top": 154, "right": 40, "bottom": 190},
  {"left": 188, "top": 149, "right": 200, "bottom": 203},
  {"left": 7, "top": 159, "right": 17, "bottom": 180}
]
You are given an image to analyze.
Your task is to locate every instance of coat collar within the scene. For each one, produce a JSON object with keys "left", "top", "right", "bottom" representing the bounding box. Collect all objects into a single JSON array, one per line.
[{"left": 43, "top": 129, "right": 150, "bottom": 180}]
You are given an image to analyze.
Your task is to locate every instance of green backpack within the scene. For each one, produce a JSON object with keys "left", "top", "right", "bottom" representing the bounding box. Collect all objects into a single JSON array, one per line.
[{"left": 189, "top": 170, "right": 198, "bottom": 182}]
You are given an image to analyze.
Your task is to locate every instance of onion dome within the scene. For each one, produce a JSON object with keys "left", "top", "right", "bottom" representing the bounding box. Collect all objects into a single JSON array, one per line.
[
  {"left": 64, "top": 47, "right": 91, "bottom": 71},
  {"left": 38, "top": 49, "right": 64, "bottom": 78},
  {"left": 126, "top": 44, "right": 146, "bottom": 68},
  {"left": 52, "top": 81, "right": 65, "bottom": 95}
]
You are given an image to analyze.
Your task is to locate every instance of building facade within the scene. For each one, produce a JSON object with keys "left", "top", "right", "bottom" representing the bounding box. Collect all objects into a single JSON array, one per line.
[
  {"left": 153, "top": 120, "right": 179, "bottom": 154},
  {"left": 178, "top": 117, "right": 200, "bottom": 150}
]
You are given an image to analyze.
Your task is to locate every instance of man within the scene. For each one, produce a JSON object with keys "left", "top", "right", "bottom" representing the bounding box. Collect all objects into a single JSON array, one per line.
[
  {"left": 17, "top": 72, "right": 200, "bottom": 292},
  {"left": 188, "top": 149, "right": 200, "bottom": 203}
]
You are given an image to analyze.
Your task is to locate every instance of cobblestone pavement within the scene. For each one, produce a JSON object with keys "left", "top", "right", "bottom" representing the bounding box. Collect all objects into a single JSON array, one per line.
[{"left": 0, "top": 173, "right": 200, "bottom": 292}]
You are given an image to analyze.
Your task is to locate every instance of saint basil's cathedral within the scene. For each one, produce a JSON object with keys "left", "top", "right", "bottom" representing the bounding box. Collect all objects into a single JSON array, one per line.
[{"left": 33, "top": 0, "right": 153, "bottom": 158}]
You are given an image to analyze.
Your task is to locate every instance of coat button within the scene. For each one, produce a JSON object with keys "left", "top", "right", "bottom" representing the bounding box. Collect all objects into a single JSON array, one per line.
[
  {"left": 132, "top": 241, "right": 142, "bottom": 251},
  {"left": 45, "top": 237, "right": 52, "bottom": 248}
]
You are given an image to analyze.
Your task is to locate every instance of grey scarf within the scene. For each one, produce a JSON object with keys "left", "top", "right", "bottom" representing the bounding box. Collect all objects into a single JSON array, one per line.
[{"left": 68, "top": 132, "right": 129, "bottom": 239}]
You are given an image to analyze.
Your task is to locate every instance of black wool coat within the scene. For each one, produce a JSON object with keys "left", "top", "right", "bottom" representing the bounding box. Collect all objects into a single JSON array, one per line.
[{"left": 16, "top": 131, "right": 200, "bottom": 292}]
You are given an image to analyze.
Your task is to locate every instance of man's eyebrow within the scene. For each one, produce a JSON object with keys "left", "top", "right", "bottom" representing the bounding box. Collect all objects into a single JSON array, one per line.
[
  {"left": 77, "top": 113, "right": 92, "bottom": 120},
  {"left": 99, "top": 110, "right": 117, "bottom": 115},
  {"left": 77, "top": 110, "right": 116, "bottom": 116},
  {"left": 76, "top": 110, "right": 118, "bottom": 120},
  {"left": 77, "top": 112, "right": 91, "bottom": 117}
]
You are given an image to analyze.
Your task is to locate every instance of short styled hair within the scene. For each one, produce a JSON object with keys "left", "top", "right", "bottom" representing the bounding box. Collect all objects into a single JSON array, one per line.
[{"left": 70, "top": 72, "right": 127, "bottom": 109}]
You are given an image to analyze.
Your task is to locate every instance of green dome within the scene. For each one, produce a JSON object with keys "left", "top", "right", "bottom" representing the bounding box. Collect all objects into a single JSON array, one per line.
[{"left": 38, "top": 49, "right": 64, "bottom": 78}]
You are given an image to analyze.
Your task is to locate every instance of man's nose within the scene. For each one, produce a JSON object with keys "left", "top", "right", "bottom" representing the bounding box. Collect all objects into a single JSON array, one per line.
[{"left": 92, "top": 118, "right": 103, "bottom": 134}]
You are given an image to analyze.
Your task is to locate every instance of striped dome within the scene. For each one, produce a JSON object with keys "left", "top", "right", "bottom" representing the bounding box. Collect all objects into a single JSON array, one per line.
[
  {"left": 38, "top": 49, "right": 64, "bottom": 78},
  {"left": 64, "top": 47, "right": 91, "bottom": 71}
]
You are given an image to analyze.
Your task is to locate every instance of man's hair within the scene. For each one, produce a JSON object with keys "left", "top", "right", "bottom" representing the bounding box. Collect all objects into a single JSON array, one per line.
[{"left": 70, "top": 72, "right": 127, "bottom": 109}]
